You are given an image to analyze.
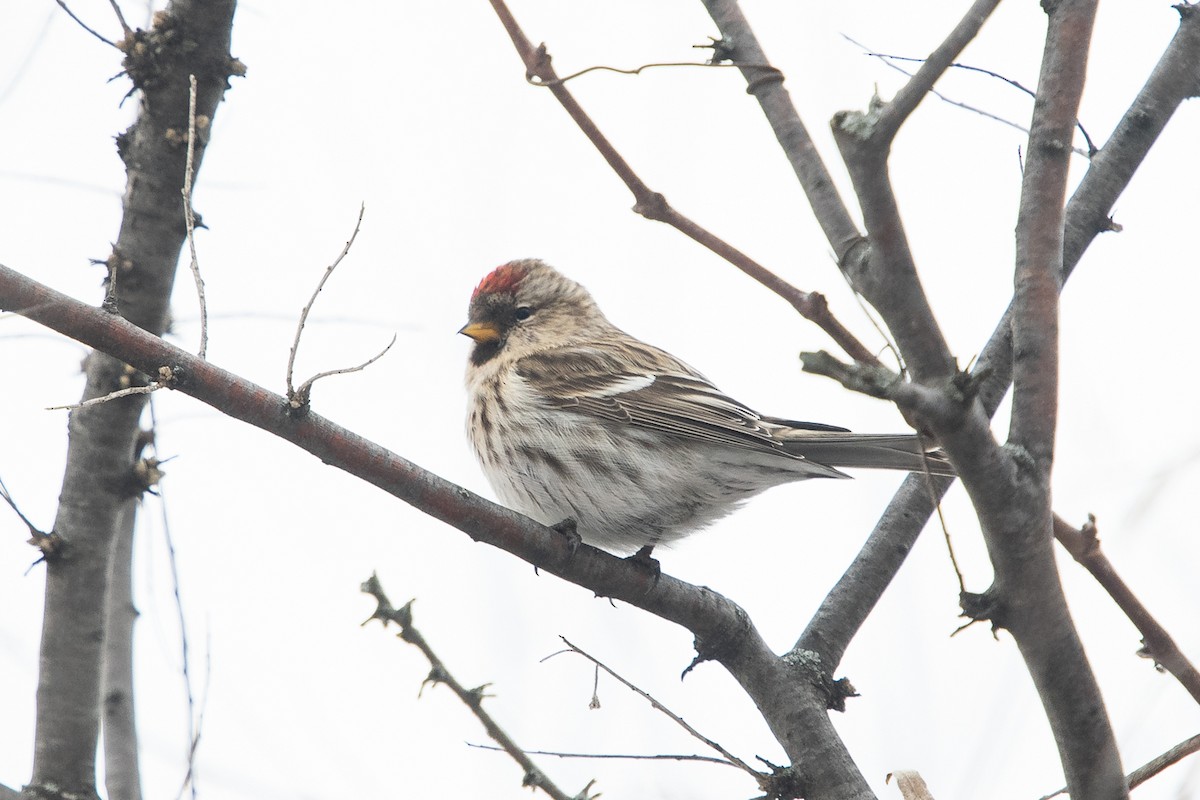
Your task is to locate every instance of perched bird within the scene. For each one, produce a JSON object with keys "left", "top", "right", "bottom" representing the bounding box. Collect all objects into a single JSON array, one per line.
[{"left": 460, "top": 259, "right": 952, "bottom": 555}]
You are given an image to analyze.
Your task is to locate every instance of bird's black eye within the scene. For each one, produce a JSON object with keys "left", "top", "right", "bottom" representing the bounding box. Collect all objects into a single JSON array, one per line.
[{"left": 514, "top": 306, "right": 533, "bottom": 321}]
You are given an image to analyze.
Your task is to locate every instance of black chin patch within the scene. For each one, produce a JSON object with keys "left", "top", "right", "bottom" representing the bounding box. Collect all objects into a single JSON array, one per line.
[{"left": 470, "top": 338, "right": 504, "bottom": 366}]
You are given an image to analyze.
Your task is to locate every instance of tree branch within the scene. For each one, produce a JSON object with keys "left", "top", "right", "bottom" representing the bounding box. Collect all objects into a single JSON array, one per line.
[
  {"left": 0, "top": 261, "right": 870, "bottom": 799},
  {"left": 797, "top": 0, "right": 1200, "bottom": 683},
  {"left": 486, "top": 0, "right": 879, "bottom": 366},
  {"left": 25, "top": 3, "right": 239, "bottom": 797}
]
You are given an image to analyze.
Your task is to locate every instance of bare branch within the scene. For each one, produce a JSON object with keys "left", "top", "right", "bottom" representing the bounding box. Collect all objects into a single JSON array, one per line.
[
  {"left": 291, "top": 334, "right": 396, "bottom": 411},
  {"left": 0, "top": 474, "right": 49, "bottom": 539},
  {"left": 874, "top": 0, "right": 1003, "bottom": 137},
  {"left": 553, "top": 637, "right": 761, "bottom": 780},
  {"left": 45, "top": 381, "right": 162, "bottom": 411},
  {"left": 54, "top": 0, "right": 119, "bottom": 48},
  {"left": 0, "top": 260, "right": 861, "bottom": 799},
  {"left": 361, "top": 575, "right": 590, "bottom": 800},
  {"left": 699, "top": 0, "right": 864, "bottom": 262},
  {"left": 841, "top": 34, "right": 1094, "bottom": 158},
  {"left": 286, "top": 204, "right": 379, "bottom": 407},
  {"left": 466, "top": 742, "right": 736, "bottom": 767},
  {"left": 829, "top": 0, "right": 1003, "bottom": 382},
  {"left": 107, "top": 0, "right": 132, "bottom": 39},
  {"left": 526, "top": 59, "right": 776, "bottom": 88},
  {"left": 487, "top": 0, "right": 880, "bottom": 365},
  {"left": 182, "top": 73, "right": 208, "bottom": 360},
  {"left": 1039, "top": 731, "right": 1200, "bottom": 798},
  {"left": 1127, "top": 731, "right": 1200, "bottom": 791},
  {"left": 1053, "top": 514, "right": 1200, "bottom": 705}
]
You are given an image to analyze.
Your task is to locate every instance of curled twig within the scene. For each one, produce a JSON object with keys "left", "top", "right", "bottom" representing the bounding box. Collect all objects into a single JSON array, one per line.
[{"left": 527, "top": 59, "right": 779, "bottom": 88}]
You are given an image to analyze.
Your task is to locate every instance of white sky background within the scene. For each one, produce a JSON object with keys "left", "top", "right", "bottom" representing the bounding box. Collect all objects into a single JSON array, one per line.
[{"left": 2, "top": 1, "right": 1199, "bottom": 798}]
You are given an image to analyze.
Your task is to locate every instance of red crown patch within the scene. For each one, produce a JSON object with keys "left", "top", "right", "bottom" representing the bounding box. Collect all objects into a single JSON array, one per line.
[{"left": 472, "top": 262, "right": 529, "bottom": 299}]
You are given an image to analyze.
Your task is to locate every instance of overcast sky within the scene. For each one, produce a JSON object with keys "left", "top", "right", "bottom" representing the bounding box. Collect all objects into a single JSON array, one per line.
[{"left": 2, "top": 2, "right": 1199, "bottom": 798}]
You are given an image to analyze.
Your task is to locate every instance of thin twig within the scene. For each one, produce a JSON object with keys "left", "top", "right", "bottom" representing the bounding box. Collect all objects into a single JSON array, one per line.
[
  {"left": 291, "top": 334, "right": 396, "bottom": 409},
  {"left": 1, "top": 474, "right": 64, "bottom": 568},
  {"left": 551, "top": 637, "right": 761, "bottom": 780},
  {"left": 842, "top": 35, "right": 1094, "bottom": 158},
  {"left": 360, "top": 575, "right": 589, "bottom": 800},
  {"left": 527, "top": 59, "right": 778, "bottom": 88},
  {"left": 182, "top": 74, "right": 208, "bottom": 360},
  {"left": 45, "top": 382, "right": 161, "bottom": 411},
  {"left": 107, "top": 0, "right": 132, "bottom": 39},
  {"left": 1039, "top": 731, "right": 1200, "bottom": 798},
  {"left": 487, "top": 0, "right": 879, "bottom": 365},
  {"left": 285, "top": 204, "right": 374, "bottom": 406},
  {"left": 54, "top": 0, "right": 119, "bottom": 48},
  {"left": 0, "top": 475, "right": 47, "bottom": 538},
  {"left": 467, "top": 742, "right": 737, "bottom": 766},
  {"left": 149, "top": 400, "right": 201, "bottom": 800}
]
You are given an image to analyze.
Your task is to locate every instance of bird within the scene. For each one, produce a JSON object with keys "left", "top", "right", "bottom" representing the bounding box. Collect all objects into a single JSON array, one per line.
[{"left": 460, "top": 258, "right": 953, "bottom": 556}]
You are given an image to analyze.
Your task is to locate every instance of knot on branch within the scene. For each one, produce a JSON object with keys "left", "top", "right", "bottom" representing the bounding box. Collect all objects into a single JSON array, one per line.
[
  {"left": 684, "top": 598, "right": 753, "bottom": 678},
  {"left": 120, "top": 10, "right": 244, "bottom": 104},
  {"left": 632, "top": 191, "right": 671, "bottom": 222},
  {"left": 957, "top": 589, "right": 1005, "bottom": 637},
  {"left": 754, "top": 758, "right": 807, "bottom": 800},
  {"left": 831, "top": 95, "right": 886, "bottom": 141},
  {"left": 781, "top": 648, "right": 859, "bottom": 712}
]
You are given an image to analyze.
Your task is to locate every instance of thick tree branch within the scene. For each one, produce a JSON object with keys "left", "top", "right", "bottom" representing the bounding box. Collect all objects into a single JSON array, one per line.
[
  {"left": 828, "top": 0, "right": 1001, "bottom": 382},
  {"left": 25, "top": 3, "right": 239, "bottom": 798},
  {"left": 698, "top": 0, "right": 864, "bottom": 262},
  {"left": 0, "top": 262, "right": 871, "bottom": 800},
  {"left": 962, "top": 3, "right": 1129, "bottom": 797},
  {"left": 796, "top": 2, "right": 1200, "bottom": 680}
]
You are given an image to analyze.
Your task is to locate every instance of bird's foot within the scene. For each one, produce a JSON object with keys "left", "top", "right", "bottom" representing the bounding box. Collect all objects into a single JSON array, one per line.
[
  {"left": 550, "top": 518, "right": 582, "bottom": 557},
  {"left": 625, "top": 544, "right": 661, "bottom": 586}
]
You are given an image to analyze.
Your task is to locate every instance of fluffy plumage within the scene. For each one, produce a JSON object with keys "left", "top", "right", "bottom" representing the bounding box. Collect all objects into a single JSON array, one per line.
[{"left": 461, "top": 259, "right": 952, "bottom": 553}]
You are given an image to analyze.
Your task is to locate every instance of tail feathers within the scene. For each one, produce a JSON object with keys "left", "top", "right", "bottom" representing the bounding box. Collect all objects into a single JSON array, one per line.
[{"left": 779, "top": 432, "right": 956, "bottom": 476}]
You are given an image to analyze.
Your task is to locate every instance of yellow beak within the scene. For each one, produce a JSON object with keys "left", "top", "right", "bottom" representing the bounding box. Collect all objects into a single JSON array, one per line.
[{"left": 458, "top": 321, "right": 502, "bottom": 344}]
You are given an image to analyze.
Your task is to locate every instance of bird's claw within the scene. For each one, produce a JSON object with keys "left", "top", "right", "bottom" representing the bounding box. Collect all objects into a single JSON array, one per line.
[
  {"left": 625, "top": 544, "right": 661, "bottom": 587},
  {"left": 550, "top": 518, "right": 582, "bottom": 557}
]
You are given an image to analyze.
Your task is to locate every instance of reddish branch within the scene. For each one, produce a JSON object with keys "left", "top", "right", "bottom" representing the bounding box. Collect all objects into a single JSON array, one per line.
[
  {"left": 486, "top": 0, "right": 879, "bottom": 366},
  {"left": 1053, "top": 515, "right": 1200, "bottom": 705}
]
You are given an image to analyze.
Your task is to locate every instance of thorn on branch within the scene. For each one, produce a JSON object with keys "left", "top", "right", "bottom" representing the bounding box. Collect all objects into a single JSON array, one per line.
[{"left": 693, "top": 36, "right": 737, "bottom": 64}]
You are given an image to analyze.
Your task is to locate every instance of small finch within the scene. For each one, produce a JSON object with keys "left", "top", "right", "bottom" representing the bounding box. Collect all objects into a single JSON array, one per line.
[{"left": 461, "top": 259, "right": 953, "bottom": 554}]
